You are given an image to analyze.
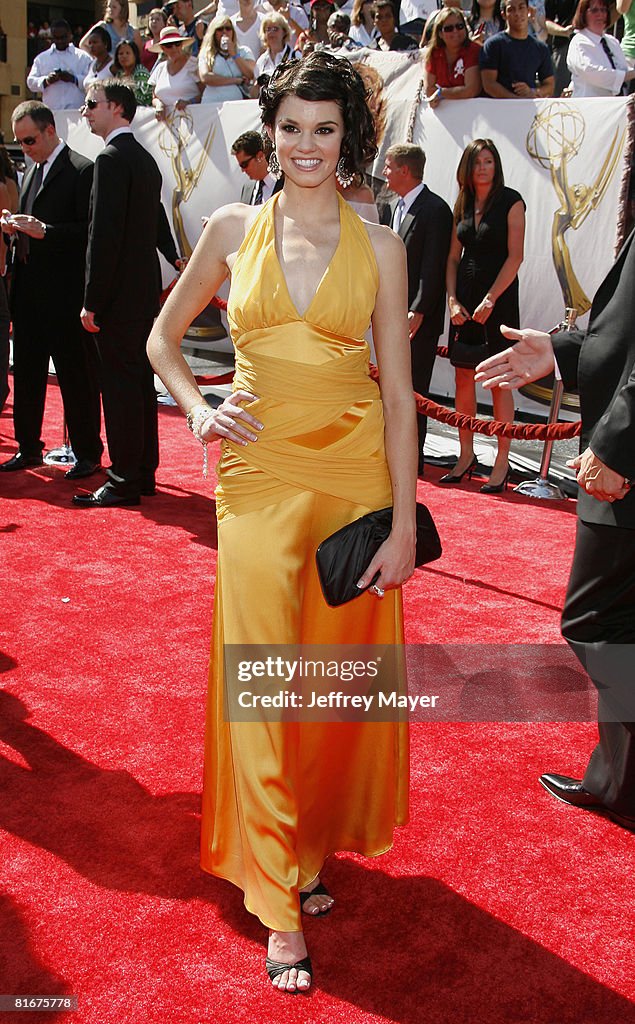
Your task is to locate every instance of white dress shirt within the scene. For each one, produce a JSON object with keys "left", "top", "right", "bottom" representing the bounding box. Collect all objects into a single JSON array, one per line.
[
  {"left": 41, "top": 140, "right": 66, "bottom": 183},
  {"left": 394, "top": 182, "right": 425, "bottom": 225},
  {"left": 26, "top": 43, "right": 93, "bottom": 109},
  {"left": 567, "top": 28, "right": 628, "bottom": 97}
]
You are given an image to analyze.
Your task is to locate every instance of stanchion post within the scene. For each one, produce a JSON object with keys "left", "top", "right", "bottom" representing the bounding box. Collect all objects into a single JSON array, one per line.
[
  {"left": 514, "top": 308, "right": 577, "bottom": 500},
  {"left": 43, "top": 417, "right": 77, "bottom": 468}
]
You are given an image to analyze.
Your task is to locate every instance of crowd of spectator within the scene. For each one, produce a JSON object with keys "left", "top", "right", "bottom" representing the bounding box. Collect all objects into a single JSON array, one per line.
[{"left": 23, "top": 0, "right": 635, "bottom": 112}]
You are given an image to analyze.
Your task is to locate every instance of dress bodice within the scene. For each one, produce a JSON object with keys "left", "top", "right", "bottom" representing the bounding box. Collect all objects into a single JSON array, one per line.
[
  {"left": 218, "top": 192, "right": 392, "bottom": 520},
  {"left": 229, "top": 190, "right": 378, "bottom": 354}
]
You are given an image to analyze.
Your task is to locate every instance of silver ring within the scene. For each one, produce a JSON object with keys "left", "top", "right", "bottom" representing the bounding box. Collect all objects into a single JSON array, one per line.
[{"left": 370, "top": 584, "right": 385, "bottom": 598}]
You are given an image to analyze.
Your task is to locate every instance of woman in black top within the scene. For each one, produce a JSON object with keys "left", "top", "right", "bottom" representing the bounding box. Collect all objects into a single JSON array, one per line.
[{"left": 445, "top": 138, "right": 525, "bottom": 493}]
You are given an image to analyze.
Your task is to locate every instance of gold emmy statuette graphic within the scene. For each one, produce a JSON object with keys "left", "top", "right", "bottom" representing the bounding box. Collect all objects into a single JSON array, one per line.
[
  {"left": 526, "top": 102, "right": 624, "bottom": 316},
  {"left": 524, "top": 103, "right": 623, "bottom": 411},
  {"left": 159, "top": 109, "right": 226, "bottom": 341}
]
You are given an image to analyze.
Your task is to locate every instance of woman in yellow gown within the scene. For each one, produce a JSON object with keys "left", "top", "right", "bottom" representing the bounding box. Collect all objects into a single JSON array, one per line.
[{"left": 148, "top": 51, "right": 417, "bottom": 993}]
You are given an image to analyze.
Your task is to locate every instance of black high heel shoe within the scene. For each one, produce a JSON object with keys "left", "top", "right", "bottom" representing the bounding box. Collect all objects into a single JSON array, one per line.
[
  {"left": 438, "top": 455, "right": 477, "bottom": 485},
  {"left": 266, "top": 955, "right": 313, "bottom": 994},
  {"left": 480, "top": 470, "right": 510, "bottom": 494}
]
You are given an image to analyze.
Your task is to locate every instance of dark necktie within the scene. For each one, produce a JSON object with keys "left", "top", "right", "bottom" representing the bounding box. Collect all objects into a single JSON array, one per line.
[
  {"left": 600, "top": 36, "right": 627, "bottom": 93},
  {"left": 24, "top": 162, "right": 45, "bottom": 215},
  {"left": 254, "top": 179, "right": 265, "bottom": 205},
  {"left": 17, "top": 163, "right": 45, "bottom": 263},
  {"left": 600, "top": 35, "right": 616, "bottom": 69}
]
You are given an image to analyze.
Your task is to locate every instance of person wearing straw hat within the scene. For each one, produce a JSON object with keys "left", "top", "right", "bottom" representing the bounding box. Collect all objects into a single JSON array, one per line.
[{"left": 148, "top": 25, "right": 202, "bottom": 120}]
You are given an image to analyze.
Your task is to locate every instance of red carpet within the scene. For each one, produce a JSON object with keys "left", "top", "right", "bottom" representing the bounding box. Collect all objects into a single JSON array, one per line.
[{"left": 1, "top": 382, "right": 634, "bottom": 1024}]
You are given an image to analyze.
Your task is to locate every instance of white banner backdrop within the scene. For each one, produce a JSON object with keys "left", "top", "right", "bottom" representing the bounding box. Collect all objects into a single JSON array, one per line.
[{"left": 56, "top": 64, "right": 631, "bottom": 413}]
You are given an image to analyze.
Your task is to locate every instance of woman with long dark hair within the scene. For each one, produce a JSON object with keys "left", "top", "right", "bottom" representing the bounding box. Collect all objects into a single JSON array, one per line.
[
  {"left": 147, "top": 51, "right": 416, "bottom": 994},
  {"left": 468, "top": 0, "right": 504, "bottom": 43},
  {"left": 112, "top": 39, "right": 153, "bottom": 105},
  {"left": 444, "top": 138, "right": 525, "bottom": 492}
]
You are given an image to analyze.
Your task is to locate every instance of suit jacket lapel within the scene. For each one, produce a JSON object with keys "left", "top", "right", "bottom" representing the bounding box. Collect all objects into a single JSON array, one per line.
[
  {"left": 19, "top": 165, "right": 38, "bottom": 213},
  {"left": 398, "top": 187, "right": 427, "bottom": 240},
  {"left": 37, "top": 146, "right": 68, "bottom": 197}
]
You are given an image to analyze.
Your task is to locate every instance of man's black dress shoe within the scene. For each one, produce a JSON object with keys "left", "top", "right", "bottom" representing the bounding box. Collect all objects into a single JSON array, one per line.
[
  {"left": 72, "top": 484, "right": 140, "bottom": 508},
  {"left": 539, "top": 773, "right": 601, "bottom": 807},
  {"left": 539, "top": 773, "right": 635, "bottom": 831},
  {"left": 140, "top": 479, "right": 156, "bottom": 496},
  {"left": 0, "top": 452, "right": 43, "bottom": 472},
  {"left": 65, "top": 460, "right": 101, "bottom": 481}
]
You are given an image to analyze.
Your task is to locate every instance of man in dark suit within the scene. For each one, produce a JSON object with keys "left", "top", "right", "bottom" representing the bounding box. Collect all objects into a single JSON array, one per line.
[
  {"left": 0, "top": 101, "right": 102, "bottom": 478},
  {"left": 76, "top": 81, "right": 181, "bottom": 508},
  {"left": 475, "top": 229, "right": 635, "bottom": 830},
  {"left": 381, "top": 144, "right": 453, "bottom": 474},
  {"left": 231, "top": 131, "right": 283, "bottom": 206}
]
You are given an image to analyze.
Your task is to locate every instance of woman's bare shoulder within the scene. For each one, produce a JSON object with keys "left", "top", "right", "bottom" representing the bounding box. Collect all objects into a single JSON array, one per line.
[
  {"left": 365, "top": 220, "right": 406, "bottom": 260},
  {"left": 200, "top": 201, "right": 262, "bottom": 262}
]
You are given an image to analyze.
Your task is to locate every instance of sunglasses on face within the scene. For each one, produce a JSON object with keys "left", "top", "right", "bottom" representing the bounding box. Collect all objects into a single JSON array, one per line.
[
  {"left": 162, "top": 40, "right": 182, "bottom": 47},
  {"left": 442, "top": 21, "right": 465, "bottom": 31},
  {"left": 14, "top": 134, "right": 41, "bottom": 146},
  {"left": 82, "top": 98, "right": 109, "bottom": 110},
  {"left": 238, "top": 156, "right": 256, "bottom": 169}
]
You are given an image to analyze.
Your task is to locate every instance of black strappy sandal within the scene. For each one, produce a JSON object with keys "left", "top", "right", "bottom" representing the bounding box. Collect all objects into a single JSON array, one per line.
[
  {"left": 265, "top": 955, "right": 313, "bottom": 993},
  {"left": 299, "top": 881, "right": 334, "bottom": 916}
]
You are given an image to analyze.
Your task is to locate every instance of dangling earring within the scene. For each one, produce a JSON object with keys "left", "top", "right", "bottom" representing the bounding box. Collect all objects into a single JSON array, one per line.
[
  {"left": 268, "top": 148, "right": 282, "bottom": 179},
  {"left": 335, "top": 157, "right": 354, "bottom": 189}
]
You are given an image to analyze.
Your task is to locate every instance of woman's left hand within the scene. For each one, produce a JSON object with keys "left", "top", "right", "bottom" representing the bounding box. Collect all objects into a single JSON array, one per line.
[
  {"left": 175, "top": 99, "right": 189, "bottom": 111},
  {"left": 356, "top": 532, "right": 416, "bottom": 596},
  {"left": 472, "top": 296, "right": 494, "bottom": 323}
]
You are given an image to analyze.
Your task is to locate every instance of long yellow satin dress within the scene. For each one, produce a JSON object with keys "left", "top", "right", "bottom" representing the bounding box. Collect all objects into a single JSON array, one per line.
[{"left": 200, "top": 192, "right": 409, "bottom": 932}]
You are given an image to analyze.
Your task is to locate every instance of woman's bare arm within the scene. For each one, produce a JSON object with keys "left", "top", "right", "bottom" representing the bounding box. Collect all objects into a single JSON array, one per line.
[{"left": 356, "top": 224, "right": 417, "bottom": 591}]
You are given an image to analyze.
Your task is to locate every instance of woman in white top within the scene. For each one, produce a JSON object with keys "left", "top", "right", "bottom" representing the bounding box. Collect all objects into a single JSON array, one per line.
[
  {"left": 567, "top": 0, "right": 635, "bottom": 95},
  {"left": 349, "top": 0, "right": 380, "bottom": 46},
  {"left": 199, "top": 15, "right": 256, "bottom": 102},
  {"left": 148, "top": 26, "right": 202, "bottom": 119},
  {"left": 253, "top": 12, "right": 298, "bottom": 85},
  {"left": 232, "top": 0, "right": 266, "bottom": 58},
  {"left": 83, "top": 25, "right": 114, "bottom": 90}
]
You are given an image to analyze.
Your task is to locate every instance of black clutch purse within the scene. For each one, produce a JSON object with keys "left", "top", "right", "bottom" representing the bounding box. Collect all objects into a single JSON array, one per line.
[
  {"left": 448, "top": 319, "right": 489, "bottom": 369},
  {"left": 316, "top": 504, "right": 442, "bottom": 607}
]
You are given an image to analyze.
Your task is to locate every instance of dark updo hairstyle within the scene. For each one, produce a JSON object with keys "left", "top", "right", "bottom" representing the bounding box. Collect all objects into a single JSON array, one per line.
[{"left": 259, "top": 51, "right": 377, "bottom": 180}]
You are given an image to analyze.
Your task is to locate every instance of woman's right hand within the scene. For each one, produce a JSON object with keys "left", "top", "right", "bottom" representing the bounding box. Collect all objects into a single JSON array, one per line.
[
  {"left": 201, "top": 390, "right": 264, "bottom": 446},
  {"left": 154, "top": 103, "right": 166, "bottom": 121},
  {"left": 448, "top": 297, "right": 470, "bottom": 325}
]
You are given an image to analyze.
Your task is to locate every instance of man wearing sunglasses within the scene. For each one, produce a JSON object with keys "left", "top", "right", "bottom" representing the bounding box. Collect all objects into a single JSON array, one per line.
[
  {"left": 0, "top": 101, "right": 103, "bottom": 477},
  {"left": 231, "top": 130, "right": 283, "bottom": 205}
]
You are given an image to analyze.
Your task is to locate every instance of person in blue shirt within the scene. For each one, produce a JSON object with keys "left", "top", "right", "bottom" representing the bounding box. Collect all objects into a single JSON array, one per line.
[{"left": 480, "top": 0, "right": 554, "bottom": 96}]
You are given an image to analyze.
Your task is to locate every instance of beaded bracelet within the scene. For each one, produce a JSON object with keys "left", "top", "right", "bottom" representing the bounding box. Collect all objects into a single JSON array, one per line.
[{"left": 186, "top": 402, "right": 216, "bottom": 478}]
